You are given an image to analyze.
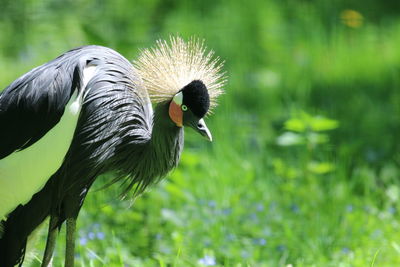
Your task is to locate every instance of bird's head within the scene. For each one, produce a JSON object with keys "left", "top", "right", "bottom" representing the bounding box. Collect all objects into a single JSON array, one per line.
[
  {"left": 134, "top": 36, "right": 226, "bottom": 141},
  {"left": 169, "top": 80, "right": 212, "bottom": 141}
]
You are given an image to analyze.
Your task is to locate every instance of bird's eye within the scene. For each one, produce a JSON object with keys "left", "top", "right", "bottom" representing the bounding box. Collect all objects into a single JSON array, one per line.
[{"left": 181, "top": 105, "right": 188, "bottom": 111}]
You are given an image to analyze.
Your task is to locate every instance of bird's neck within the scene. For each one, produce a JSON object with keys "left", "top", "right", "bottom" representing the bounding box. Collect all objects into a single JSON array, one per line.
[
  {"left": 152, "top": 101, "right": 181, "bottom": 134},
  {"left": 148, "top": 101, "right": 184, "bottom": 176}
]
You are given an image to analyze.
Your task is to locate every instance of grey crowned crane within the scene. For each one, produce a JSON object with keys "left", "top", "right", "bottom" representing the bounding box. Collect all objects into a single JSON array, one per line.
[{"left": 0, "top": 37, "right": 225, "bottom": 267}]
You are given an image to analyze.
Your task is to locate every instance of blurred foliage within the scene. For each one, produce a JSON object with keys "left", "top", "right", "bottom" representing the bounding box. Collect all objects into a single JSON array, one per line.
[{"left": 1, "top": 0, "right": 400, "bottom": 266}]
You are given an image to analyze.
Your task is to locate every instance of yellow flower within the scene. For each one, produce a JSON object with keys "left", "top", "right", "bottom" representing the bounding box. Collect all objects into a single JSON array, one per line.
[{"left": 340, "top": 9, "right": 364, "bottom": 28}]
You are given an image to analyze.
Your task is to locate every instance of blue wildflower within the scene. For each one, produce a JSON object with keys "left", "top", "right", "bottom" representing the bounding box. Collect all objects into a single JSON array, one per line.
[
  {"left": 221, "top": 208, "right": 232, "bottom": 215},
  {"left": 204, "top": 239, "right": 212, "bottom": 247},
  {"left": 241, "top": 250, "right": 250, "bottom": 258},
  {"left": 249, "top": 213, "right": 258, "bottom": 221},
  {"left": 371, "top": 229, "right": 383, "bottom": 239},
  {"left": 290, "top": 204, "right": 300, "bottom": 213},
  {"left": 388, "top": 206, "right": 396, "bottom": 214},
  {"left": 341, "top": 247, "right": 351, "bottom": 254},
  {"left": 198, "top": 255, "right": 216, "bottom": 266},
  {"left": 256, "top": 203, "right": 264, "bottom": 212},
  {"left": 226, "top": 233, "right": 236, "bottom": 241},
  {"left": 79, "top": 237, "right": 88, "bottom": 246},
  {"left": 208, "top": 201, "right": 216, "bottom": 208},
  {"left": 96, "top": 232, "right": 105, "bottom": 240},
  {"left": 252, "top": 238, "right": 266, "bottom": 246},
  {"left": 346, "top": 205, "right": 353, "bottom": 212},
  {"left": 277, "top": 244, "right": 286, "bottom": 252},
  {"left": 155, "top": 233, "right": 163, "bottom": 240},
  {"left": 88, "top": 232, "right": 96, "bottom": 240}
]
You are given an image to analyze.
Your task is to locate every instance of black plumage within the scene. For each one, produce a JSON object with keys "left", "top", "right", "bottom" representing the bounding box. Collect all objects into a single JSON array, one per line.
[
  {"left": 0, "top": 38, "right": 225, "bottom": 267},
  {"left": 181, "top": 80, "right": 210, "bottom": 118}
]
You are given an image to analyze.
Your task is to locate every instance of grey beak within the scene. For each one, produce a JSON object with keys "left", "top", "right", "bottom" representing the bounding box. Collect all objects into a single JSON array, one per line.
[{"left": 195, "top": 118, "right": 213, "bottom": 142}]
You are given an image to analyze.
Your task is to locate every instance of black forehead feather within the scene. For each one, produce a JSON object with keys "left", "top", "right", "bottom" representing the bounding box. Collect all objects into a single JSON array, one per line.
[{"left": 181, "top": 80, "right": 210, "bottom": 118}]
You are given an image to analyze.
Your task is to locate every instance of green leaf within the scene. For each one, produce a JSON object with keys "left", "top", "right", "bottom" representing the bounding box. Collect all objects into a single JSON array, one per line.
[
  {"left": 310, "top": 116, "right": 339, "bottom": 132},
  {"left": 307, "top": 133, "right": 329, "bottom": 145},
  {"left": 307, "top": 161, "right": 335, "bottom": 174},
  {"left": 284, "top": 118, "right": 306, "bottom": 132}
]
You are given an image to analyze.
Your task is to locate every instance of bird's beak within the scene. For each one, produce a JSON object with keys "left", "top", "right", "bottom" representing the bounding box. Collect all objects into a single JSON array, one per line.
[{"left": 194, "top": 118, "right": 213, "bottom": 142}]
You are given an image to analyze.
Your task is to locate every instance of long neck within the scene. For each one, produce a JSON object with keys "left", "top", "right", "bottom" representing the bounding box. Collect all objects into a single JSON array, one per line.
[
  {"left": 150, "top": 102, "right": 184, "bottom": 166},
  {"left": 125, "top": 101, "right": 184, "bottom": 194},
  {"left": 110, "top": 101, "right": 184, "bottom": 195}
]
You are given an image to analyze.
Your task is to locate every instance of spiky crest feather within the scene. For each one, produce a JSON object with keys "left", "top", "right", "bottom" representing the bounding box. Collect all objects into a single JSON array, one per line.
[{"left": 133, "top": 36, "right": 226, "bottom": 113}]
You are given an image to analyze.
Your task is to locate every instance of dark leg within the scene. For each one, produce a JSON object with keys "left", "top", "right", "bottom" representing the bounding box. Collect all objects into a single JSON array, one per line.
[
  {"left": 65, "top": 217, "right": 76, "bottom": 267},
  {"left": 41, "top": 215, "right": 59, "bottom": 267}
]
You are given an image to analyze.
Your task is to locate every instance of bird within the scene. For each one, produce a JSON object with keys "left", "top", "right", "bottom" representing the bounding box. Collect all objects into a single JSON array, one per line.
[{"left": 0, "top": 36, "right": 225, "bottom": 267}]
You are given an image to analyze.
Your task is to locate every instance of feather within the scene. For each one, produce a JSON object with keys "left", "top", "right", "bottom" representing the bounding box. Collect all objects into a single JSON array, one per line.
[{"left": 133, "top": 36, "right": 226, "bottom": 113}]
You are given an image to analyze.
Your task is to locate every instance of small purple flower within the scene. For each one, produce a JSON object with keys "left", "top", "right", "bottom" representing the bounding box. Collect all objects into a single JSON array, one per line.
[
  {"left": 88, "top": 232, "right": 96, "bottom": 240},
  {"left": 256, "top": 203, "right": 264, "bottom": 212},
  {"left": 226, "top": 233, "right": 236, "bottom": 241},
  {"left": 79, "top": 237, "right": 88, "bottom": 246},
  {"left": 96, "top": 232, "right": 105, "bottom": 240},
  {"left": 198, "top": 255, "right": 216, "bottom": 266},
  {"left": 155, "top": 233, "right": 163, "bottom": 240},
  {"left": 221, "top": 208, "right": 232, "bottom": 215},
  {"left": 341, "top": 247, "right": 351, "bottom": 254},
  {"left": 346, "top": 205, "right": 353, "bottom": 212},
  {"left": 249, "top": 213, "right": 258, "bottom": 221},
  {"left": 388, "top": 206, "right": 396, "bottom": 214},
  {"left": 290, "top": 204, "right": 300, "bottom": 213},
  {"left": 241, "top": 250, "right": 250, "bottom": 258},
  {"left": 277, "top": 244, "right": 286, "bottom": 252},
  {"left": 262, "top": 227, "right": 272, "bottom": 237},
  {"left": 371, "top": 229, "right": 383, "bottom": 239},
  {"left": 253, "top": 238, "right": 266, "bottom": 246},
  {"left": 208, "top": 201, "right": 216, "bottom": 208},
  {"left": 204, "top": 239, "right": 212, "bottom": 247}
]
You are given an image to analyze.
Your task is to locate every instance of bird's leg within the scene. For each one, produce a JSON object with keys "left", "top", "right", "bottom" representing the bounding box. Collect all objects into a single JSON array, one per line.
[
  {"left": 65, "top": 217, "right": 76, "bottom": 267},
  {"left": 41, "top": 215, "right": 59, "bottom": 267}
]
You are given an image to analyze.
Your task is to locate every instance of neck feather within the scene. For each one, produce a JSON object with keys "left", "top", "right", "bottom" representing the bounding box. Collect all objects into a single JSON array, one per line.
[
  {"left": 122, "top": 101, "right": 184, "bottom": 195},
  {"left": 150, "top": 102, "right": 184, "bottom": 162}
]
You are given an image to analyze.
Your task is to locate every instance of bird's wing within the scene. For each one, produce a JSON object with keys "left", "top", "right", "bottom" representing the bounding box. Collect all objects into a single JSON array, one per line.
[
  {"left": 0, "top": 51, "right": 84, "bottom": 159},
  {"left": 0, "top": 47, "right": 103, "bottom": 220}
]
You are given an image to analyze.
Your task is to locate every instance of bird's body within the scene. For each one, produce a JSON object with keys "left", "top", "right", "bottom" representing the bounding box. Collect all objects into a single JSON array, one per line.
[{"left": 0, "top": 38, "right": 224, "bottom": 267}]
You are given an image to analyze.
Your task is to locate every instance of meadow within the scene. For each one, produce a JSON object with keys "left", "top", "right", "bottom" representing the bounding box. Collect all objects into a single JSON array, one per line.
[{"left": 1, "top": 0, "right": 400, "bottom": 266}]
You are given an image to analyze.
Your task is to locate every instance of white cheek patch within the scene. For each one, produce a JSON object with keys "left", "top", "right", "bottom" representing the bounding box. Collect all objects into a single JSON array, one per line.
[{"left": 173, "top": 91, "right": 183, "bottom": 105}]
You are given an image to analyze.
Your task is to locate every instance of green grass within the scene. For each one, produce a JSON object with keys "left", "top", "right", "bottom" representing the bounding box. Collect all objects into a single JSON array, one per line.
[
  {"left": 1, "top": 0, "right": 400, "bottom": 266},
  {"left": 30, "top": 149, "right": 400, "bottom": 266}
]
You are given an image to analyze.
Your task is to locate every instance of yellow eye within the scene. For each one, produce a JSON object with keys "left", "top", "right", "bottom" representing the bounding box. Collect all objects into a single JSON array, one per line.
[{"left": 181, "top": 105, "right": 188, "bottom": 111}]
